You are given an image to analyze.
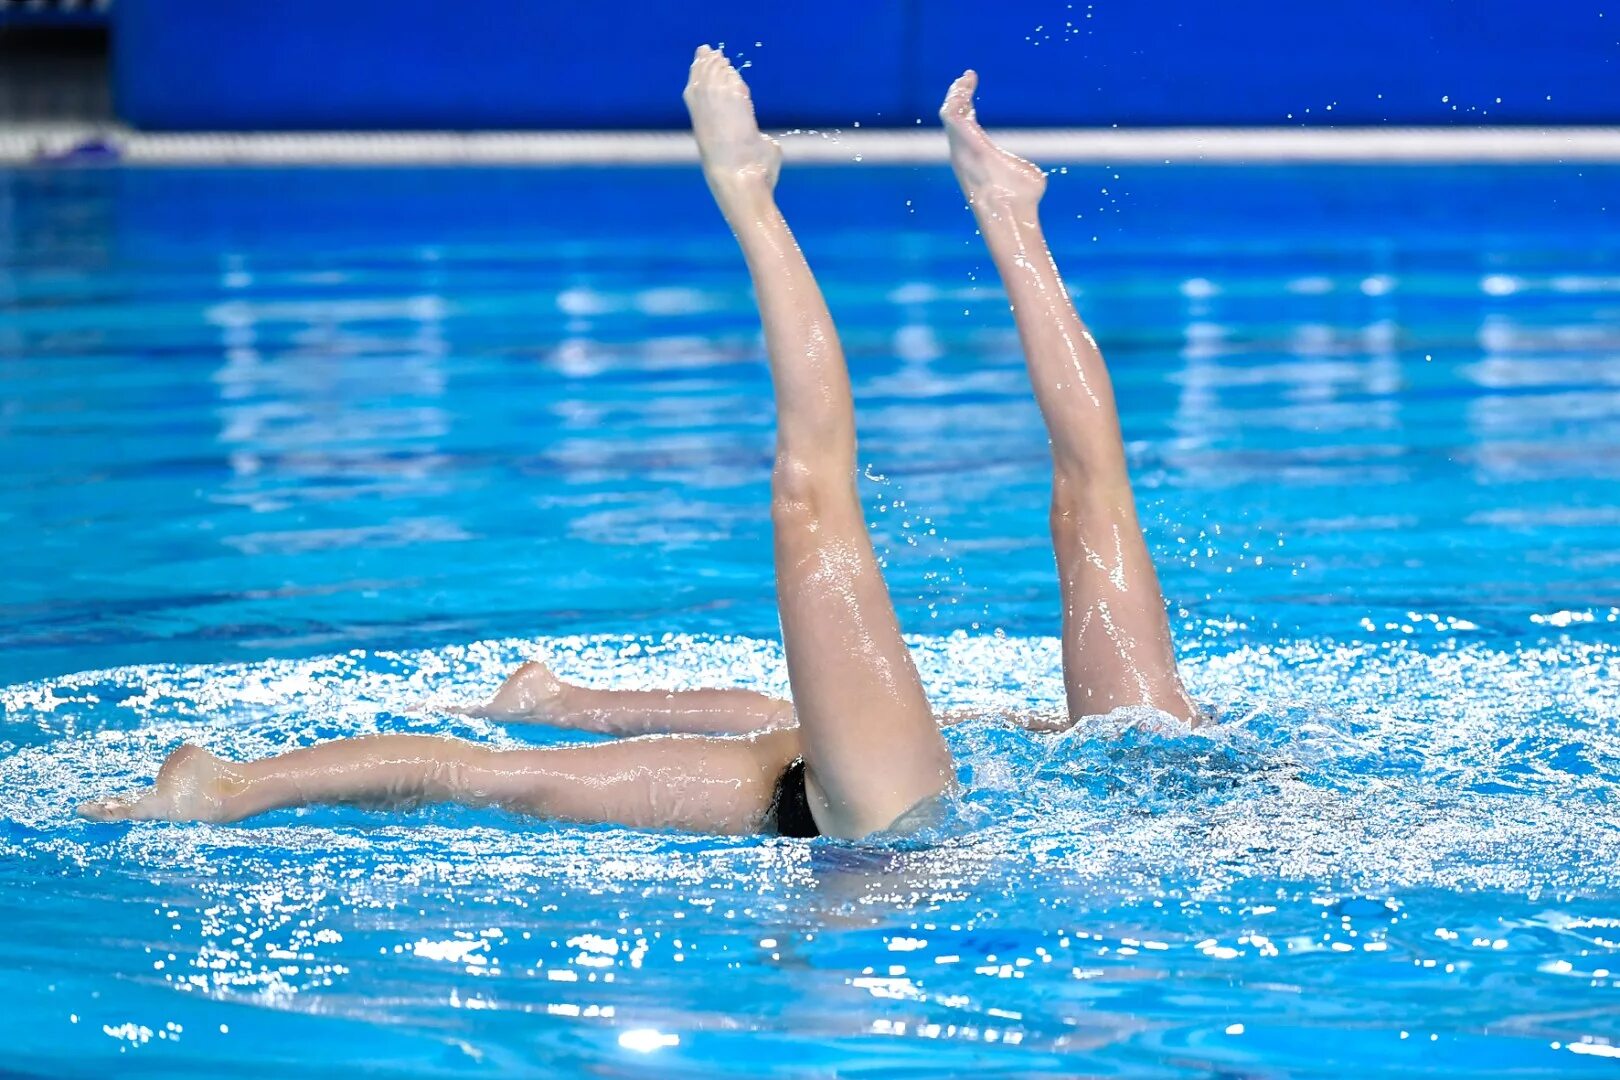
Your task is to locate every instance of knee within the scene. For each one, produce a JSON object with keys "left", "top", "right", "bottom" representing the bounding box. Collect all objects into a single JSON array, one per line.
[
  {"left": 1049, "top": 469, "right": 1127, "bottom": 526},
  {"left": 1049, "top": 472, "right": 1086, "bottom": 527},
  {"left": 770, "top": 453, "right": 852, "bottom": 527}
]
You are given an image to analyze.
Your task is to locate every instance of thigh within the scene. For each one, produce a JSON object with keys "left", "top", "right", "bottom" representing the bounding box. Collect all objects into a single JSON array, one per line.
[
  {"left": 483, "top": 729, "right": 801, "bottom": 835},
  {"left": 1050, "top": 478, "right": 1195, "bottom": 721},
  {"left": 771, "top": 487, "right": 953, "bottom": 838}
]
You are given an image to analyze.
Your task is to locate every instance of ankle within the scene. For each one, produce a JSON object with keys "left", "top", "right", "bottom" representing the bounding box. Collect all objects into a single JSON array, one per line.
[
  {"left": 972, "top": 186, "right": 1042, "bottom": 224},
  {"left": 706, "top": 169, "right": 775, "bottom": 212},
  {"left": 548, "top": 677, "right": 583, "bottom": 716}
]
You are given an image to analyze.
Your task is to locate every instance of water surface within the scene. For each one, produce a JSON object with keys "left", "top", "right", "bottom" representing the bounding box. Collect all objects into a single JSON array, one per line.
[{"left": 2, "top": 163, "right": 1618, "bottom": 1076}]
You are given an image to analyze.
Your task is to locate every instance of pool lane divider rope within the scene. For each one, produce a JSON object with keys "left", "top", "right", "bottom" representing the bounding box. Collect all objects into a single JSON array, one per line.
[{"left": 4, "top": 125, "right": 1620, "bottom": 165}]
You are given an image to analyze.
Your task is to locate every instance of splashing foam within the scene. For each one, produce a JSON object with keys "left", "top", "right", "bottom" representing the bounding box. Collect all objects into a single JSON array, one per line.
[
  {"left": 4, "top": 632, "right": 1617, "bottom": 897},
  {"left": 5, "top": 632, "right": 1619, "bottom": 1070}
]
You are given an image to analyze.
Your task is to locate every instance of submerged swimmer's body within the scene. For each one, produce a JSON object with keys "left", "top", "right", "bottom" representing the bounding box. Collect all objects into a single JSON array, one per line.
[{"left": 81, "top": 50, "right": 1198, "bottom": 841}]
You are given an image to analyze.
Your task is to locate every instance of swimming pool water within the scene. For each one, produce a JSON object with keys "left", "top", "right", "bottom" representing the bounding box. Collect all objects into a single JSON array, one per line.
[{"left": 2, "top": 162, "right": 1619, "bottom": 1076}]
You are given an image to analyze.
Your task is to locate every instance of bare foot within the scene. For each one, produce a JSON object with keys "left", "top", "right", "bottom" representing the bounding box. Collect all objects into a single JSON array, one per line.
[
  {"left": 941, "top": 71, "right": 1047, "bottom": 210},
  {"left": 683, "top": 45, "right": 781, "bottom": 196},
  {"left": 451, "top": 659, "right": 570, "bottom": 722},
  {"left": 79, "top": 744, "right": 240, "bottom": 823}
]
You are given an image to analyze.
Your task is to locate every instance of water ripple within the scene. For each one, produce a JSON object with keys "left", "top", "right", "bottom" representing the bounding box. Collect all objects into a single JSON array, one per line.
[{"left": 3, "top": 632, "right": 1618, "bottom": 1074}]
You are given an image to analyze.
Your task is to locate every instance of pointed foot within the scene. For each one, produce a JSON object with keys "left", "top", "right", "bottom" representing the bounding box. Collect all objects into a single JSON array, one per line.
[
  {"left": 941, "top": 71, "right": 1046, "bottom": 209},
  {"left": 452, "top": 658, "right": 571, "bottom": 722},
  {"left": 683, "top": 44, "right": 782, "bottom": 193},
  {"left": 78, "top": 744, "right": 238, "bottom": 823}
]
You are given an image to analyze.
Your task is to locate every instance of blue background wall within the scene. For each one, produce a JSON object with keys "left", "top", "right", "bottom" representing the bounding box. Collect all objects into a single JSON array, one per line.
[{"left": 113, "top": 0, "right": 1620, "bottom": 130}]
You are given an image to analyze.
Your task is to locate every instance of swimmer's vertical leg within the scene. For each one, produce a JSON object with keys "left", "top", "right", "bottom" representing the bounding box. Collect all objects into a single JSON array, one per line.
[
  {"left": 685, "top": 47, "right": 953, "bottom": 837},
  {"left": 943, "top": 73, "right": 1196, "bottom": 723}
]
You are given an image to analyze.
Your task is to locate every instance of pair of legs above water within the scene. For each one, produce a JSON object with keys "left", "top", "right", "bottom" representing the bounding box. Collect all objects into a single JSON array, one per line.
[{"left": 80, "top": 51, "right": 1192, "bottom": 838}]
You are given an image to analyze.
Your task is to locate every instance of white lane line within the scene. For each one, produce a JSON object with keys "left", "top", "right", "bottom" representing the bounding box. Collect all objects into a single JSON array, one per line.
[{"left": 2, "top": 124, "right": 1619, "bottom": 165}]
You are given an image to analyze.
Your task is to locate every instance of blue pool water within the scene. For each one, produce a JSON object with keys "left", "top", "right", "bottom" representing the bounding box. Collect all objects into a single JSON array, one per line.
[{"left": 2, "top": 162, "right": 1619, "bottom": 1076}]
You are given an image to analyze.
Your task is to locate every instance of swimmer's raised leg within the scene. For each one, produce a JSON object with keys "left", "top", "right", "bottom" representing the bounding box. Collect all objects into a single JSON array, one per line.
[
  {"left": 461, "top": 659, "right": 795, "bottom": 735},
  {"left": 944, "top": 72, "right": 1196, "bottom": 723},
  {"left": 686, "top": 46, "right": 953, "bottom": 837},
  {"left": 78, "top": 729, "right": 800, "bottom": 834}
]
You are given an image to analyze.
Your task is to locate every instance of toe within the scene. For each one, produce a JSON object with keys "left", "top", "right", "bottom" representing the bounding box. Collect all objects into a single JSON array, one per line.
[
  {"left": 689, "top": 47, "right": 719, "bottom": 83},
  {"left": 943, "top": 70, "right": 979, "bottom": 117}
]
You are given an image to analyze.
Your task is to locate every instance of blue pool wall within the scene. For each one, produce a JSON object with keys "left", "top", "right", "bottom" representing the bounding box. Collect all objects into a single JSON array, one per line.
[{"left": 112, "top": 0, "right": 1619, "bottom": 131}]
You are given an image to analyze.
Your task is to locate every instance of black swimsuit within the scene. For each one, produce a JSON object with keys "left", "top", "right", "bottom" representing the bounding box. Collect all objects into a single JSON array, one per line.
[{"left": 768, "top": 758, "right": 821, "bottom": 837}]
